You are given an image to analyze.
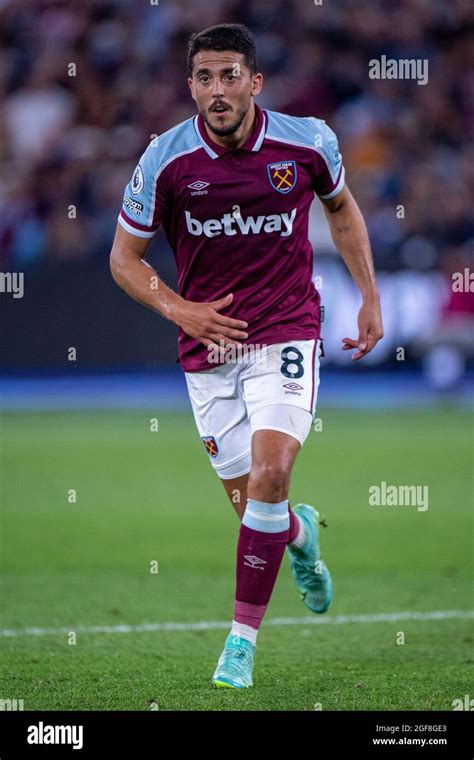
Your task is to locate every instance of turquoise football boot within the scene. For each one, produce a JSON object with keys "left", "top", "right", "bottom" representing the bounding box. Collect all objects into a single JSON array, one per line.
[
  {"left": 287, "top": 503, "right": 333, "bottom": 613},
  {"left": 212, "top": 633, "right": 255, "bottom": 688}
]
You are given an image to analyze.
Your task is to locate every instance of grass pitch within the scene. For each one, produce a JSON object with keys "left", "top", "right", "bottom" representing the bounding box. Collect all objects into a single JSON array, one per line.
[{"left": 0, "top": 408, "right": 472, "bottom": 710}]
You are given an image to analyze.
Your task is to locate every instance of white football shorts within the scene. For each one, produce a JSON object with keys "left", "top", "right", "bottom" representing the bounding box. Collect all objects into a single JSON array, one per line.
[{"left": 184, "top": 338, "right": 322, "bottom": 480}]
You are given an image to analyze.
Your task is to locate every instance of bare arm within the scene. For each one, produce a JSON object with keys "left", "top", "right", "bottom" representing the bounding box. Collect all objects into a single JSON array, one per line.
[
  {"left": 320, "top": 185, "right": 383, "bottom": 360},
  {"left": 109, "top": 224, "right": 248, "bottom": 349}
]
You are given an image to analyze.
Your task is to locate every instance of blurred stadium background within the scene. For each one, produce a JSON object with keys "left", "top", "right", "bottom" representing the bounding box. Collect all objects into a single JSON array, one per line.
[
  {"left": 0, "top": 0, "right": 472, "bottom": 406},
  {"left": 0, "top": 0, "right": 473, "bottom": 712}
]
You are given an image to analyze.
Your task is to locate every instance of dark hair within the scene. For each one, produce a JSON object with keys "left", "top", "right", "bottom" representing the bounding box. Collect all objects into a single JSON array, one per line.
[{"left": 187, "top": 23, "right": 258, "bottom": 77}]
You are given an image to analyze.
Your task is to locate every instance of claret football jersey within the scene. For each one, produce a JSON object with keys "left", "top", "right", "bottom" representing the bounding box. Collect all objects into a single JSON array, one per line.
[{"left": 118, "top": 103, "right": 345, "bottom": 371}]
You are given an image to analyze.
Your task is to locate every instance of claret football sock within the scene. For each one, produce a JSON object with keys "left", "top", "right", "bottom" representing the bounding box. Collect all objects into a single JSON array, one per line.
[{"left": 232, "top": 498, "right": 289, "bottom": 644}]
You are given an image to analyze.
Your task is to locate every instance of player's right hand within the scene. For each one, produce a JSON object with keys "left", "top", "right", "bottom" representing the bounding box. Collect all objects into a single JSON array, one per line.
[{"left": 173, "top": 292, "right": 249, "bottom": 349}]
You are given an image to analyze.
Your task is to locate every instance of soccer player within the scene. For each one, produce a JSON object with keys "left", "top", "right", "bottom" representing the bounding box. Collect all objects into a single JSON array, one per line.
[{"left": 110, "top": 23, "right": 383, "bottom": 688}]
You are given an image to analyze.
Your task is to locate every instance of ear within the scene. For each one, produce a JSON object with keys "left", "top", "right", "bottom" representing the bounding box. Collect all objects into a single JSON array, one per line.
[
  {"left": 251, "top": 73, "right": 263, "bottom": 97},
  {"left": 187, "top": 77, "right": 196, "bottom": 101}
]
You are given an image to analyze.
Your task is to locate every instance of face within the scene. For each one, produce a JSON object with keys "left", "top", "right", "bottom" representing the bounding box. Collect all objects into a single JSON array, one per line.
[{"left": 188, "top": 50, "right": 263, "bottom": 137}]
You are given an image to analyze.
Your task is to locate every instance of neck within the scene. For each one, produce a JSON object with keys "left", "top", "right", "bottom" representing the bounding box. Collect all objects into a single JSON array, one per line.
[{"left": 204, "top": 101, "right": 257, "bottom": 150}]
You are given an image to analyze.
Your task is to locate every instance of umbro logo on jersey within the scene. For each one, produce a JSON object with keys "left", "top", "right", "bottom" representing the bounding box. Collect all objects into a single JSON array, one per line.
[
  {"left": 244, "top": 555, "right": 267, "bottom": 569},
  {"left": 185, "top": 208, "right": 297, "bottom": 238},
  {"left": 188, "top": 181, "right": 209, "bottom": 196}
]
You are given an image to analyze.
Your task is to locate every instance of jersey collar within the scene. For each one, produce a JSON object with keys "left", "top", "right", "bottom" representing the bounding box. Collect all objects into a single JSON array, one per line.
[{"left": 194, "top": 103, "right": 267, "bottom": 159}]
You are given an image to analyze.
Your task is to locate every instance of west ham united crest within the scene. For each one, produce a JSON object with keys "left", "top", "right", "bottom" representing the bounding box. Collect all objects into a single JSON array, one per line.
[
  {"left": 202, "top": 436, "right": 218, "bottom": 457},
  {"left": 267, "top": 160, "right": 297, "bottom": 194}
]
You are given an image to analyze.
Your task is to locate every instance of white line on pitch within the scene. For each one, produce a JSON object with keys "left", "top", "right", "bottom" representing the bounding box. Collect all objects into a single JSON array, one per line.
[{"left": 0, "top": 610, "right": 472, "bottom": 638}]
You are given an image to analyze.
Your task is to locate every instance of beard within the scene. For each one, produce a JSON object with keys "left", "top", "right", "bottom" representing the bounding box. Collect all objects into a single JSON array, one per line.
[{"left": 202, "top": 106, "right": 248, "bottom": 137}]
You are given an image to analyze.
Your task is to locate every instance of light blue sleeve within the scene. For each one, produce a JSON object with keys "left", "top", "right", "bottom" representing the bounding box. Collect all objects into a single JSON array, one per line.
[
  {"left": 118, "top": 141, "right": 167, "bottom": 238},
  {"left": 312, "top": 120, "right": 345, "bottom": 199}
]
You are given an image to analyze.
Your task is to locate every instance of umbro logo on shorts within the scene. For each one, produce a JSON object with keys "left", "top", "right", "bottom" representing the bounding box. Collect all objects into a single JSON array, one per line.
[{"left": 283, "top": 382, "right": 303, "bottom": 391}]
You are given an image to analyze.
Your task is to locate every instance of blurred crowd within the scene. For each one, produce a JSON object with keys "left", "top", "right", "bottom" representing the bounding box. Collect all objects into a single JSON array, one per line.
[{"left": 0, "top": 0, "right": 472, "bottom": 279}]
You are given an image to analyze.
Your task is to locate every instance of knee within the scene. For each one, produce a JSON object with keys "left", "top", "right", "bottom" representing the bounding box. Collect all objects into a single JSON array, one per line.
[{"left": 248, "top": 460, "right": 291, "bottom": 502}]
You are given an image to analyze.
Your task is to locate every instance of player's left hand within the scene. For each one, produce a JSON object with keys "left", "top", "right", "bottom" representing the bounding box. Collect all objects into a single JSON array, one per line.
[{"left": 342, "top": 297, "right": 383, "bottom": 361}]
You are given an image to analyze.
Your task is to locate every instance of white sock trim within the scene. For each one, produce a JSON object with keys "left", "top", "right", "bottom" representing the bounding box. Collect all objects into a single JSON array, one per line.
[
  {"left": 231, "top": 621, "right": 258, "bottom": 646},
  {"left": 290, "top": 513, "right": 306, "bottom": 548}
]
